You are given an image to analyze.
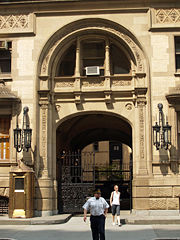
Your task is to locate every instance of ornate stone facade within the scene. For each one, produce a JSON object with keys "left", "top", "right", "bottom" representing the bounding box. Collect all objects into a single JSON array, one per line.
[{"left": 0, "top": 0, "right": 180, "bottom": 217}]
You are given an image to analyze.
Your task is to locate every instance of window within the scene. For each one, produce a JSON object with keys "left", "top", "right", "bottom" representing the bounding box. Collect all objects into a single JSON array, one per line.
[
  {"left": 57, "top": 43, "right": 76, "bottom": 76},
  {"left": 0, "top": 116, "right": 10, "bottom": 160},
  {"left": 0, "top": 41, "right": 12, "bottom": 74},
  {"left": 93, "top": 141, "right": 99, "bottom": 152},
  {"left": 110, "top": 44, "right": 130, "bottom": 74},
  {"left": 15, "top": 178, "right": 24, "bottom": 192},
  {"left": 113, "top": 145, "right": 120, "bottom": 151},
  {"left": 56, "top": 37, "right": 131, "bottom": 77},
  {"left": 109, "top": 141, "right": 122, "bottom": 163},
  {"left": 175, "top": 37, "right": 180, "bottom": 72},
  {"left": 82, "top": 40, "right": 105, "bottom": 75}
]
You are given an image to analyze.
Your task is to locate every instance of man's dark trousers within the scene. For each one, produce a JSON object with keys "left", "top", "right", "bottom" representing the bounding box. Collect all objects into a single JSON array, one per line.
[{"left": 90, "top": 215, "right": 105, "bottom": 240}]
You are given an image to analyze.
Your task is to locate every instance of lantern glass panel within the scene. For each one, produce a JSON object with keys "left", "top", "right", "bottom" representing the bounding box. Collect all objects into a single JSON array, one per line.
[
  {"left": 163, "top": 124, "right": 171, "bottom": 144},
  {"left": 153, "top": 123, "right": 160, "bottom": 146},
  {"left": 24, "top": 128, "right": 32, "bottom": 150},
  {"left": 14, "top": 127, "right": 21, "bottom": 152}
]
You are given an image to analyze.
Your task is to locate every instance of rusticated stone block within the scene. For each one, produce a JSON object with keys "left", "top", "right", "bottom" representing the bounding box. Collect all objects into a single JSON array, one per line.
[
  {"left": 133, "top": 198, "right": 149, "bottom": 210},
  {"left": 149, "top": 198, "right": 167, "bottom": 210},
  {"left": 0, "top": 187, "right": 9, "bottom": 197},
  {"left": 174, "top": 187, "right": 180, "bottom": 197},
  {"left": 167, "top": 198, "right": 179, "bottom": 210},
  {"left": 35, "top": 187, "right": 53, "bottom": 199},
  {"left": 35, "top": 198, "right": 53, "bottom": 211},
  {"left": 0, "top": 188, "right": 5, "bottom": 196},
  {"left": 133, "top": 187, "right": 149, "bottom": 198},
  {"left": 4, "top": 188, "right": 9, "bottom": 197},
  {"left": 149, "top": 187, "right": 172, "bottom": 197}
]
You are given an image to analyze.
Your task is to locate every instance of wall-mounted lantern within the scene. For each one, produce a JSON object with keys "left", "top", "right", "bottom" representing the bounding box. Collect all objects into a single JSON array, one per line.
[
  {"left": 152, "top": 103, "right": 171, "bottom": 150},
  {"left": 14, "top": 106, "right": 32, "bottom": 152}
]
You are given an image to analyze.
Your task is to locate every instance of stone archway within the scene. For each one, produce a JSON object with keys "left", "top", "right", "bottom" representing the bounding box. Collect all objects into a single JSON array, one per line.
[
  {"left": 56, "top": 112, "right": 133, "bottom": 213},
  {"left": 36, "top": 18, "right": 150, "bottom": 216},
  {"left": 56, "top": 112, "right": 132, "bottom": 152}
]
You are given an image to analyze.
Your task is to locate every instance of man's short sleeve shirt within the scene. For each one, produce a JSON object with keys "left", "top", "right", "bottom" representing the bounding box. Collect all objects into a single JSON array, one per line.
[{"left": 83, "top": 197, "right": 109, "bottom": 216}]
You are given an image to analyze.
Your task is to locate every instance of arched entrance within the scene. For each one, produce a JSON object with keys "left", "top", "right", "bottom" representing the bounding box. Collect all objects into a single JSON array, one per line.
[
  {"left": 56, "top": 112, "right": 132, "bottom": 213},
  {"left": 36, "top": 18, "right": 150, "bottom": 216}
]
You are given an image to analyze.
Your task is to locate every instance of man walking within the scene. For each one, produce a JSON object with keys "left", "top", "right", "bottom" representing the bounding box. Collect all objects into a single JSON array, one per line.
[{"left": 83, "top": 189, "right": 109, "bottom": 240}]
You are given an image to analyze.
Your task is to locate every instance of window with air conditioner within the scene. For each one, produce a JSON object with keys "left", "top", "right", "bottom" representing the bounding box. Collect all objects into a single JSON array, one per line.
[
  {"left": 55, "top": 36, "right": 131, "bottom": 78},
  {"left": 82, "top": 40, "right": 105, "bottom": 76}
]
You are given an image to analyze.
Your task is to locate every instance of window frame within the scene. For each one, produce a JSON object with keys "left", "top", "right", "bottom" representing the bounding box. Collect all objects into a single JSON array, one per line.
[
  {"left": 56, "top": 35, "right": 132, "bottom": 78},
  {"left": 0, "top": 115, "right": 11, "bottom": 162},
  {"left": 0, "top": 41, "right": 12, "bottom": 77},
  {"left": 175, "top": 36, "right": 180, "bottom": 73}
]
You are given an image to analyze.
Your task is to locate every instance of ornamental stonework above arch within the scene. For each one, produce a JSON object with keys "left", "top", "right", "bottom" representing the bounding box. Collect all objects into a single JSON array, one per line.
[
  {"left": 155, "top": 9, "right": 180, "bottom": 24},
  {"left": 0, "top": 13, "right": 35, "bottom": 35},
  {"left": 40, "top": 18, "right": 146, "bottom": 76}
]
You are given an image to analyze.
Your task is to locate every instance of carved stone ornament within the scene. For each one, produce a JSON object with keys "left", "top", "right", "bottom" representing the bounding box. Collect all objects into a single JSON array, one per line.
[
  {"left": 112, "top": 80, "right": 131, "bottom": 86},
  {"left": 41, "top": 107, "right": 47, "bottom": 160},
  {"left": 125, "top": 103, "right": 133, "bottom": 110},
  {"left": 155, "top": 9, "right": 180, "bottom": 23},
  {"left": 0, "top": 14, "right": 35, "bottom": 35},
  {"left": 82, "top": 78, "right": 105, "bottom": 87},
  {"left": 138, "top": 105, "right": 145, "bottom": 159},
  {"left": 40, "top": 19, "right": 145, "bottom": 76},
  {"left": 55, "top": 81, "right": 74, "bottom": 88},
  {"left": 0, "top": 15, "right": 28, "bottom": 29},
  {"left": 55, "top": 104, "right": 61, "bottom": 112}
]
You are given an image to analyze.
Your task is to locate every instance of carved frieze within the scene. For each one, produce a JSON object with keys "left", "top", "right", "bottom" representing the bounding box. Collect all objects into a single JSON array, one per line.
[
  {"left": 0, "top": 15, "right": 28, "bottom": 29},
  {"left": 112, "top": 80, "right": 131, "bottom": 86},
  {"left": 155, "top": 9, "right": 180, "bottom": 24},
  {"left": 138, "top": 101, "right": 146, "bottom": 160},
  {"left": 0, "top": 13, "right": 35, "bottom": 35},
  {"left": 41, "top": 106, "right": 47, "bottom": 160},
  {"left": 55, "top": 81, "right": 74, "bottom": 88},
  {"left": 82, "top": 78, "right": 104, "bottom": 87}
]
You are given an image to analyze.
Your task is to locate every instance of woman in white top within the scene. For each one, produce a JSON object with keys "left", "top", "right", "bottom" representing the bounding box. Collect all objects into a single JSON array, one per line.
[{"left": 110, "top": 185, "right": 121, "bottom": 226}]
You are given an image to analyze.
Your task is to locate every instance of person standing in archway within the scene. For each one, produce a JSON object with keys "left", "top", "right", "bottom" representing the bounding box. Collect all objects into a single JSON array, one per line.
[
  {"left": 110, "top": 185, "right": 121, "bottom": 226},
  {"left": 83, "top": 189, "right": 109, "bottom": 240}
]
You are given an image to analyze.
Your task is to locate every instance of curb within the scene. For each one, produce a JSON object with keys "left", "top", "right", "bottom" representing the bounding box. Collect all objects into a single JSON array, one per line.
[{"left": 0, "top": 214, "right": 72, "bottom": 225}]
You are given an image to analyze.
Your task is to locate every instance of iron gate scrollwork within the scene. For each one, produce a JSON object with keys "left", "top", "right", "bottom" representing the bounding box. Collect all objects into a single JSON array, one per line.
[
  {"left": 59, "top": 151, "right": 95, "bottom": 213},
  {"left": 0, "top": 196, "right": 9, "bottom": 214},
  {"left": 58, "top": 151, "right": 133, "bottom": 213}
]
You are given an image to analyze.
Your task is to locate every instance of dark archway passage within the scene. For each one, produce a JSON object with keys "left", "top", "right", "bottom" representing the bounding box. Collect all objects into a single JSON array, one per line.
[
  {"left": 56, "top": 113, "right": 132, "bottom": 152},
  {"left": 56, "top": 113, "right": 132, "bottom": 213}
]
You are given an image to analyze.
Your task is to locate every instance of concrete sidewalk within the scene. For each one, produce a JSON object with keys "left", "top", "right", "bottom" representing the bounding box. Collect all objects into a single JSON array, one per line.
[
  {"left": 1, "top": 216, "right": 180, "bottom": 240},
  {"left": 0, "top": 214, "right": 72, "bottom": 225},
  {"left": 1, "top": 211, "right": 180, "bottom": 225}
]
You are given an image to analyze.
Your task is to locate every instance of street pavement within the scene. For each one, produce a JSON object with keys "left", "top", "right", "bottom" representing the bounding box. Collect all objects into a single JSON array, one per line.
[{"left": 0, "top": 215, "right": 180, "bottom": 240}]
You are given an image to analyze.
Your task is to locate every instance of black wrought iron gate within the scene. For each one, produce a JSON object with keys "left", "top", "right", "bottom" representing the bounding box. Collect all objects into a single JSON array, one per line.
[{"left": 58, "top": 151, "right": 133, "bottom": 213}]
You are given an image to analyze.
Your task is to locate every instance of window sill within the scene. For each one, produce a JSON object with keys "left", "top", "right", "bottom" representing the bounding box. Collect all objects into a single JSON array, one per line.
[
  {"left": 0, "top": 161, "right": 17, "bottom": 166},
  {"left": 174, "top": 72, "right": 180, "bottom": 77},
  {"left": 0, "top": 74, "right": 12, "bottom": 81}
]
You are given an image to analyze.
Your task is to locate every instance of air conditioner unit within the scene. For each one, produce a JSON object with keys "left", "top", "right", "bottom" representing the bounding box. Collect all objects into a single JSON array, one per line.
[
  {"left": 0, "top": 41, "right": 8, "bottom": 50},
  {"left": 86, "top": 66, "right": 100, "bottom": 76}
]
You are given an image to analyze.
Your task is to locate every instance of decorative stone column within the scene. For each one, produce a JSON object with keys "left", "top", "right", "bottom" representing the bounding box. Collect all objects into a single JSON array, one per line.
[
  {"left": 35, "top": 88, "right": 55, "bottom": 217},
  {"left": 104, "top": 39, "right": 111, "bottom": 102},
  {"left": 74, "top": 38, "right": 81, "bottom": 103},
  {"left": 136, "top": 98, "right": 148, "bottom": 176},
  {"left": 132, "top": 96, "right": 150, "bottom": 211}
]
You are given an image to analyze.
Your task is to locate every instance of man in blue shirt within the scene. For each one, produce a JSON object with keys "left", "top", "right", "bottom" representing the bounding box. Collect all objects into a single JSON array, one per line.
[{"left": 83, "top": 189, "right": 109, "bottom": 240}]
